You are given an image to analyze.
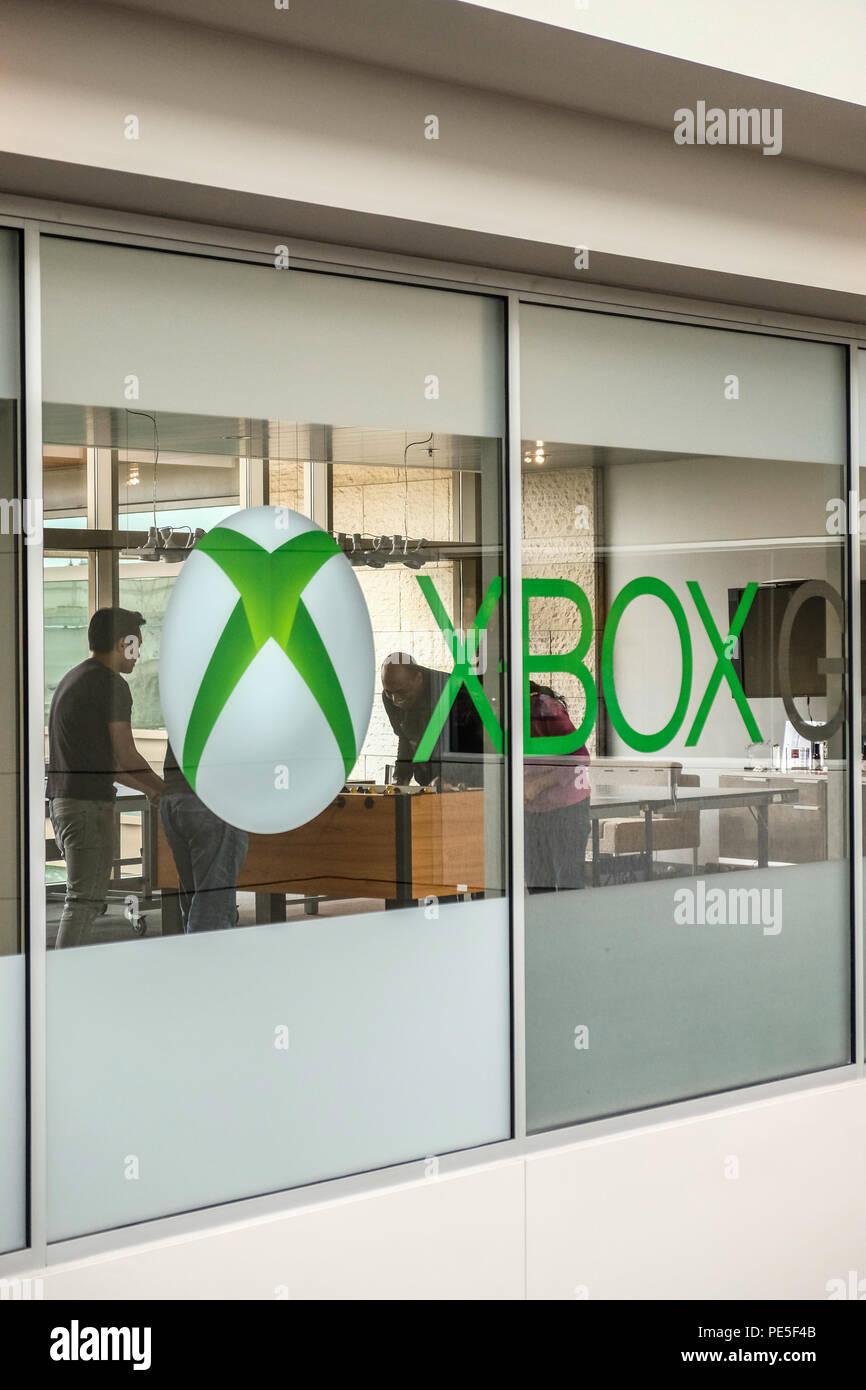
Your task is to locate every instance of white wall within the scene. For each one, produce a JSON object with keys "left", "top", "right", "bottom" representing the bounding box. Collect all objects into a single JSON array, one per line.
[
  {"left": 460, "top": 0, "right": 866, "bottom": 106},
  {"left": 0, "top": 1, "right": 864, "bottom": 297},
  {"left": 14, "top": 1077, "right": 866, "bottom": 1299}
]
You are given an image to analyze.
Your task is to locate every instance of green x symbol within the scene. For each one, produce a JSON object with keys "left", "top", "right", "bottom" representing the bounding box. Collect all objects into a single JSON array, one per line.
[
  {"left": 685, "top": 580, "right": 762, "bottom": 746},
  {"left": 181, "top": 525, "right": 358, "bottom": 790},
  {"left": 413, "top": 575, "right": 504, "bottom": 759}
]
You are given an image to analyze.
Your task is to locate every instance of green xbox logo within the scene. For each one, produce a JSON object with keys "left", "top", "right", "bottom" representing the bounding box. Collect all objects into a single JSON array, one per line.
[{"left": 160, "top": 506, "right": 375, "bottom": 833}]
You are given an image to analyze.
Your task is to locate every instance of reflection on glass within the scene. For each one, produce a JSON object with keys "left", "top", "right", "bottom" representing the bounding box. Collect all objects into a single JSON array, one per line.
[
  {"left": 40, "top": 417, "right": 508, "bottom": 946},
  {"left": 44, "top": 552, "right": 90, "bottom": 719},
  {"left": 43, "top": 444, "right": 86, "bottom": 525},
  {"left": 524, "top": 680, "right": 590, "bottom": 892},
  {"left": 232, "top": 426, "right": 509, "bottom": 924},
  {"left": 42, "top": 420, "right": 243, "bottom": 950}
]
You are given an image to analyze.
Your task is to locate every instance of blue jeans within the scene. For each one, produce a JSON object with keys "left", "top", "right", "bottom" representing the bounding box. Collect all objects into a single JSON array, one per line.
[
  {"left": 49, "top": 797, "right": 116, "bottom": 949},
  {"left": 159, "top": 792, "right": 248, "bottom": 933}
]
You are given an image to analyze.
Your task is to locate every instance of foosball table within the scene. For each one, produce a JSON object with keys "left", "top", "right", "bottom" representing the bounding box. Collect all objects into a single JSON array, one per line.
[{"left": 156, "top": 783, "right": 486, "bottom": 932}]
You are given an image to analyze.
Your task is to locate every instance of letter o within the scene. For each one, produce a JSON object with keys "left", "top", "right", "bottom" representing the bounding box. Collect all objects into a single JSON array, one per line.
[{"left": 601, "top": 577, "right": 693, "bottom": 752}]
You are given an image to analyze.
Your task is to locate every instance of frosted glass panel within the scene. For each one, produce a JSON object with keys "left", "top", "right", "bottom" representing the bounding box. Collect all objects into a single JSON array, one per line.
[
  {"left": 0, "top": 957, "right": 25, "bottom": 1252},
  {"left": 47, "top": 901, "right": 510, "bottom": 1239},
  {"left": 859, "top": 348, "right": 866, "bottom": 1013},
  {"left": 521, "top": 303, "right": 845, "bottom": 463},
  {"left": 526, "top": 864, "right": 849, "bottom": 1131},
  {"left": 41, "top": 239, "right": 503, "bottom": 438}
]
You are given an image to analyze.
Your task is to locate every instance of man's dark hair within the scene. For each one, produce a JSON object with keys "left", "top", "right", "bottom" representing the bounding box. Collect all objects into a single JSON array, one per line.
[{"left": 88, "top": 607, "right": 146, "bottom": 654}]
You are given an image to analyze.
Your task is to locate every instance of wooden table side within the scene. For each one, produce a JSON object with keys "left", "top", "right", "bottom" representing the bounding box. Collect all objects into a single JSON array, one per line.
[{"left": 410, "top": 789, "right": 485, "bottom": 897}]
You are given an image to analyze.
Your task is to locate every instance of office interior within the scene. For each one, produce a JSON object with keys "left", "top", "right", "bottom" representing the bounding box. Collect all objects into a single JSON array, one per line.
[
  {"left": 42, "top": 409, "right": 508, "bottom": 944},
  {"left": 42, "top": 429, "right": 850, "bottom": 946}
]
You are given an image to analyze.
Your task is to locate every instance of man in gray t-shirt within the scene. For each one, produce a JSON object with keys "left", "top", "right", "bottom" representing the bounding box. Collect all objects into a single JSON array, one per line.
[{"left": 47, "top": 607, "right": 163, "bottom": 949}]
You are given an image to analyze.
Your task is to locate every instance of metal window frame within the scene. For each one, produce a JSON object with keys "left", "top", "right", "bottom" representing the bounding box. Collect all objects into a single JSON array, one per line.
[{"left": 0, "top": 197, "right": 862, "bottom": 1275}]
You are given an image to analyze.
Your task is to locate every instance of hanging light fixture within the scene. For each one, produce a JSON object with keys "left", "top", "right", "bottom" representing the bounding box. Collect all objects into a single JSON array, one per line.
[{"left": 120, "top": 410, "right": 204, "bottom": 562}]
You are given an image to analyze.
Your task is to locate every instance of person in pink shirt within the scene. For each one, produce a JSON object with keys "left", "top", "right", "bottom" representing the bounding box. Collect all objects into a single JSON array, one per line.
[{"left": 524, "top": 680, "right": 590, "bottom": 892}]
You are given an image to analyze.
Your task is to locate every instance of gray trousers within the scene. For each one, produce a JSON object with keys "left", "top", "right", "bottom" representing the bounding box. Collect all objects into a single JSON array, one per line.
[
  {"left": 525, "top": 798, "right": 591, "bottom": 892},
  {"left": 160, "top": 791, "right": 248, "bottom": 933},
  {"left": 49, "top": 797, "right": 116, "bottom": 949}
]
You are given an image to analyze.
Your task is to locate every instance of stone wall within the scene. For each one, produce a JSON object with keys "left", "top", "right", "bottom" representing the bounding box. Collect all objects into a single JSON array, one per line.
[
  {"left": 522, "top": 465, "right": 597, "bottom": 751},
  {"left": 267, "top": 460, "right": 304, "bottom": 512}
]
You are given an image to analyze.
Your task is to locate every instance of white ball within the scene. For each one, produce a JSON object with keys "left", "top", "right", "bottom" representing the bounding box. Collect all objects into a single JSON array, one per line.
[{"left": 159, "top": 506, "right": 374, "bottom": 833}]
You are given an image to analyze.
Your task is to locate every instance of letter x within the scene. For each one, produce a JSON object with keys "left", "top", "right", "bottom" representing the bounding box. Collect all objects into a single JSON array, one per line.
[
  {"left": 685, "top": 581, "right": 762, "bottom": 745},
  {"left": 181, "top": 526, "right": 358, "bottom": 790},
  {"left": 413, "top": 576, "right": 504, "bottom": 759}
]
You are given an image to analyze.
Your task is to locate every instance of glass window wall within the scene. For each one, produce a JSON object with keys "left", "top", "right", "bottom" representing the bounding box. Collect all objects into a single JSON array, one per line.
[
  {"left": 39, "top": 238, "right": 511, "bottom": 1239},
  {"left": 0, "top": 227, "right": 853, "bottom": 1251},
  {"left": 520, "top": 304, "right": 852, "bottom": 1131},
  {"left": 0, "top": 228, "right": 24, "bottom": 1255}
]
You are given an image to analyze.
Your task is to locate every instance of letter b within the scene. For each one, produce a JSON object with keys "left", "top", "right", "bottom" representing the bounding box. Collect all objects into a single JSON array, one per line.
[{"left": 523, "top": 579, "right": 597, "bottom": 752}]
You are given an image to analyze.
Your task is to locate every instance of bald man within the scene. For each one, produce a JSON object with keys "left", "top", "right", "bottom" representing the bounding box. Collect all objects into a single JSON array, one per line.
[{"left": 381, "top": 652, "right": 485, "bottom": 788}]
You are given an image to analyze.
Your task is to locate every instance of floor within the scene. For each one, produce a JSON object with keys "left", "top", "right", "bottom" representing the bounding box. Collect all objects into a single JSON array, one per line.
[{"left": 45, "top": 890, "right": 389, "bottom": 948}]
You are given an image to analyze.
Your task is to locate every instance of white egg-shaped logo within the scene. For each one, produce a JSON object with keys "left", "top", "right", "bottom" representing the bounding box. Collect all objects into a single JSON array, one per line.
[{"left": 159, "top": 506, "right": 375, "bottom": 833}]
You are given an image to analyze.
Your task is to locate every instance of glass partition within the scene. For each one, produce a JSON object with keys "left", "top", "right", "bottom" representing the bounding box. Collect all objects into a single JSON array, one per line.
[
  {"left": 40, "top": 238, "right": 510, "bottom": 1238},
  {"left": 0, "top": 229, "right": 24, "bottom": 1254},
  {"left": 521, "top": 304, "right": 851, "bottom": 1131},
  {"left": 860, "top": 348, "right": 866, "bottom": 1013},
  {"left": 32, "top": 230, "right": 857, "bottom": 1244}
]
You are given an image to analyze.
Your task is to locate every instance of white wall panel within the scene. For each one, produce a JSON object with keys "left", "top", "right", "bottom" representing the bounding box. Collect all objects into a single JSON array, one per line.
[{"left": 525, "top": 1080, "right": 866, "bottom": 1300}]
